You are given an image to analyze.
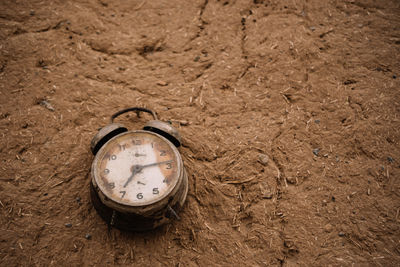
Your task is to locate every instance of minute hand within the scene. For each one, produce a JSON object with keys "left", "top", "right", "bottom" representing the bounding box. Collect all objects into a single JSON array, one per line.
[{"left": 140, "top": 160, "right": 172, "bottom": 169}]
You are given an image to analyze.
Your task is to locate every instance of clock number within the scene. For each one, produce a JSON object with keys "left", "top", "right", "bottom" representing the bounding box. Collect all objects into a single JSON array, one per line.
[
  {"left": 119, "top": 144, "right": 126, "bottom": 151},
  {"left": 108, "top": 182, "right": 115, "bottom": 189},
  {"left": 120, "top": 191, "right": 126, "bottom": 198},
  {"left": 151, "top": 142, "right": 154, "bottom": 148},
  {"left": 110, "top": 155, "right": 117, "bottom": 161},
  {"left": 104, "top": 169, "right": 110, "bottom": 174},
  {"left": 153, "top": 188, "right": 159, "bottom": 194},
  {"left": 133, "top": 139, "right": 142, "bottom": 145},
  {"left": 160, "top": 150, "right": 166, "bottom": 156},
  {"left": 137, "top": 193, "right": 143, "bottom": 199},
  {"left": 166, "top": 163, "right": 172, "bottom": 169}
]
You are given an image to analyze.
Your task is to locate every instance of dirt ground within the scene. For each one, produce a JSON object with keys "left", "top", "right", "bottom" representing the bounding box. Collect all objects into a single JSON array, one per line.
[{"left": 1, "top": 0, "right": 400, "bottom": 266}]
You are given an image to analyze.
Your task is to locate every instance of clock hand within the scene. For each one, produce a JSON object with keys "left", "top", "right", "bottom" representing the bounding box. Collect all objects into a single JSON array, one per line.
[
  {"left": 140, "top": 160, "right": 172, "bottom": 169},
  {"left": 123, "top": 161, "right": 172, "bottom": 188},
  {"left": 123, "top": 165, "right": 143, "bottom": 188}
]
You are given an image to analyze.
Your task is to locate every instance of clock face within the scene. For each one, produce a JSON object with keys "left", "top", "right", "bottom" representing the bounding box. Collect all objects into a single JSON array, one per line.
[{"left": 92, "top": 131, "right": 181, "bottom": 206}]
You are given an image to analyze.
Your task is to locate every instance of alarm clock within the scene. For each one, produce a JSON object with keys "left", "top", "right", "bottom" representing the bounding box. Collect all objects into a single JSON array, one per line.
[{"left": 89, "top": 107, "right": 188, "bottom": 231}]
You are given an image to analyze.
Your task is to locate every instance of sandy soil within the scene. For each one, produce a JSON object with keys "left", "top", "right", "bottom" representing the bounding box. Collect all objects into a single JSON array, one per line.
[{"left": 1, "top": 0, "right": 400, "bottom": 266}]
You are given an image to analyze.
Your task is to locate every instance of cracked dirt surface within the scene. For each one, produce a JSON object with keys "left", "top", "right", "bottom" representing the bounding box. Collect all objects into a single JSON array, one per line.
[{"left": 1, "top": 0, "right": 400, "bottom": 266}]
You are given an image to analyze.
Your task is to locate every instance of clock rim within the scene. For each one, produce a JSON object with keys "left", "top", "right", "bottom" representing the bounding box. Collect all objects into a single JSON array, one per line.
[{"left": 91, "top": 130, "right": 183, "bottom": 210}]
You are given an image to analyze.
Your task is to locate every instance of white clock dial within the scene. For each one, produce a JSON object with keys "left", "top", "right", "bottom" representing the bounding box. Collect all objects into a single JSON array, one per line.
[{"left": 93, "top": 131, "right": 181, "bottom": 206}]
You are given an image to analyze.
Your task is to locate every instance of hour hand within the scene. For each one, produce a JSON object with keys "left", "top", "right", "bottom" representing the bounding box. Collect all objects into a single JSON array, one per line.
[{"left": 123, "top": 165, "right": 143, "bottom": 188}]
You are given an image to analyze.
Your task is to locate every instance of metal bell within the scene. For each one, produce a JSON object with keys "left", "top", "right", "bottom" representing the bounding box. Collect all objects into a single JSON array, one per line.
[
  {"left": 90, "top": 123, "right": 127, "bottom": 155},
  {"left": 143, "top": 120, "right": 181, "bottom": 147}
]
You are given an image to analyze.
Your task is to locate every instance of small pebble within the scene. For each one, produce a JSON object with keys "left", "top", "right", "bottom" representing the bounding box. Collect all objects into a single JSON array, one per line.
[
  {"left": 313, "top": 148, "right": 320, "bottom": 156},
  {"left": 258, "top": 154, "right": 269, "bottom": 166},
  {"left": 39, "top": 100, "right": 55, "bottom": 111},
  {"left": 387, "top": 156, "right": 394, "bottom": 163},
  {"left": 309, "top": 26, "right": 316, "bottom": 31},
  {"left": 85, "top": 234, "right": 92, "bottom": 240},
  {"left": 338, "top": 232, "right": 345, "bottom": 237},
  {"left": 194, "top": 56, "right": 200, "bottom": 62},
  {"left": 314, "top": 119, "right": 320, "bottom": 124},
  {"left": 65, "top": 223, "right": 72, "bottom": 228},
  {"left": 178, "top": 120, "right": 189, "bottom": 126},
  {"left": 156, "top": 81, "right": 168, "bottom": 86},
  {"left": 324, "top": 224, "right": 333, "bottom": 233}
]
